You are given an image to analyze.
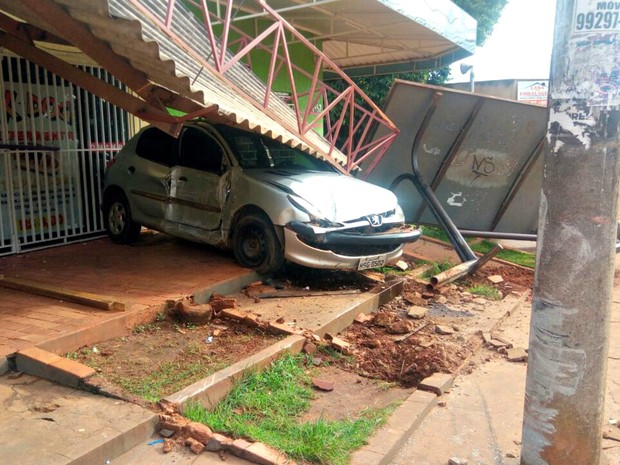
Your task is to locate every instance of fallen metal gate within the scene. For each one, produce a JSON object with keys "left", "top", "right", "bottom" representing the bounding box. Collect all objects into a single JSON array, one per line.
[{"left": 0, "top": 53, "right": 137, "bottom": 255}]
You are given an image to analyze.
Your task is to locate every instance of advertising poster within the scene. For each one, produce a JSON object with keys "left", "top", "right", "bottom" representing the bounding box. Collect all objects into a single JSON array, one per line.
[{"left": 0, "top": 81, "right": 79, "bottom": 240}]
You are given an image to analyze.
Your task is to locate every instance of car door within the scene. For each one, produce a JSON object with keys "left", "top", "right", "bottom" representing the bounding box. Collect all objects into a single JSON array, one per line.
[
  {"left": 167, "top": 126, "right": 230, "bottom": 232},
  {"left": 127, "top": 127, "right": 179, "bottom": 221}
]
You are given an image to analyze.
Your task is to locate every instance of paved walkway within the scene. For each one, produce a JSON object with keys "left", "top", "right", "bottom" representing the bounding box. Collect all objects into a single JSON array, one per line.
[
  {"left": 0, "top": 232, "right": 252, "bottom": 357},
  {"left": 390, "top": 258, "right": 620, "bottom": 465}
]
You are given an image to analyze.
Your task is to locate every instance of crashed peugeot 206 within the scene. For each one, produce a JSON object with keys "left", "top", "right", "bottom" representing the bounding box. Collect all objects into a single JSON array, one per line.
[{"left": 102, "top": 121, "right": 421, "bottom": 274}]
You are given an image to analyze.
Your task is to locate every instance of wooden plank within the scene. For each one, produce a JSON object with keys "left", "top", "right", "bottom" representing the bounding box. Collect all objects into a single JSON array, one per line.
[{"left": 0, "top": 276, "right": 126, "bottom": 311}]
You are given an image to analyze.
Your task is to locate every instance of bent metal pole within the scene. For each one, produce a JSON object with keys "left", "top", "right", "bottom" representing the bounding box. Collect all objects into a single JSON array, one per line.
[{"left": 520, "top": 1, "right": 620, "bottom": 464}]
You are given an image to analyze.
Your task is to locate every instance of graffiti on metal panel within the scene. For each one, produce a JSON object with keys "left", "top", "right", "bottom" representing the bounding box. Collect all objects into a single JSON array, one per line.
[
  {"left": 447, "top": 192, "right": 466, "bottom": 207},
  {"left": 470, "top": 154, "right": 495, "bottom": 184},
  {"left": 423, "top": 144, "right": 441, "bottom": 156}
]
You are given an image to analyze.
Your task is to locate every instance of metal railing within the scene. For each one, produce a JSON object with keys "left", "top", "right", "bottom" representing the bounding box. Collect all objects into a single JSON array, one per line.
[
  {"left": 0, "top": 55, "right": 135, "bottom": 255},
  {"left": 127, "top": 0, "right": 398, "bottom": 173}
]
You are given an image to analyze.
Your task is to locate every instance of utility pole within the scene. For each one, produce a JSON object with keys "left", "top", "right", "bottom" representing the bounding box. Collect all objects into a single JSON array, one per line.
[{"left": 520, "top": 1, "right": 620, "bottom": 464}]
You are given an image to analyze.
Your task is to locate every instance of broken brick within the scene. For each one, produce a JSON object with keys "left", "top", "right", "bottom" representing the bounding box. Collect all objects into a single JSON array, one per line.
[
  {"left": 407, "top": 306, "right": 427, "bottom": 320},
  {"left": 487, "top": 274, "right": 504, "bottom": 284},
  {"left": 506, "top": 348, "right": 528, "bottom": 362},
  {"left": 403, "top": 291, "right": 427, "bottom": 306},
  {"left": 206, "top": 433, "right": 233, "bottom": 452},
  {"left": 435, "top": 325, "right": 455, "bottom": 335},
  {"left": 361, "top": 338, "right": 382, "bottom": 348},
  {"left": 328, "top": 336, "right": 351, "bottom": 353},
  {"left": 163, "top": 439, "right": 173, "bottom": 453},
  {"left": 312, "top": 378, "right": 334, "bottom": 391},
  {"left": 175, "top": 302, "right": 213, "bottom": 325},
  {"left": 220, "top": 308, "right": 250, "bottom": 321},
  {"left": 185, "top": 422, "right": 213, "bottom": 445},
  {"left": 209, "top": 296, "right": 237, "bottom": 313},
  {"left": 354, "top": 313, "right": 373, "bottom": 324},
  {"left": 185, "top": 437, "right": 205, "bottom": 454},
  {"left": 387, "top": 320, "right": 414, "bottom": 335},
  {"left": 302, "top": 341, "right": 318, "bottom": 355}
]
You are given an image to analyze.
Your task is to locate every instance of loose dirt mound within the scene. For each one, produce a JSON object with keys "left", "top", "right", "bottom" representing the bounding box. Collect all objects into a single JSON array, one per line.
[{"left": 319, "top": 262, "right": 533, "bottom": 388}]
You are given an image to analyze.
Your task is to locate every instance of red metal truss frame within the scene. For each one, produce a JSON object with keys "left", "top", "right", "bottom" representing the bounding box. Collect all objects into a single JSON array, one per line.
[{"left": 127, "top": 0, "right": 398, "bottom": 174}]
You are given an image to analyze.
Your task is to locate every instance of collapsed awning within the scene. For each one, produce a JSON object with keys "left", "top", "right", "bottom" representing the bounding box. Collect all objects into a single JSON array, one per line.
[
  {"left": 0, "top": 0, "right": 474, "bottom": 172},
  {"left": 231, "top": 0, "right": 477, "bottom": 77},
  {"left": 0, "top": 0, "right": 350, "bottom": 164},
  {"left": 364, "top": 80, "right": 548, "bottom": 235}
]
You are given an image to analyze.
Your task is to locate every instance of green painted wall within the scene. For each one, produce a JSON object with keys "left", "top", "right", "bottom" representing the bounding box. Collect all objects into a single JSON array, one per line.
[{"left": 182, "top": 2, "right": 323, "bottom": 134}]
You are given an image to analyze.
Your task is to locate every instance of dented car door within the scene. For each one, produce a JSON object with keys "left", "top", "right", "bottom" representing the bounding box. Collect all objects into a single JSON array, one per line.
[{"left": 166, "top": 126, "right": 228, "bottom": 232}]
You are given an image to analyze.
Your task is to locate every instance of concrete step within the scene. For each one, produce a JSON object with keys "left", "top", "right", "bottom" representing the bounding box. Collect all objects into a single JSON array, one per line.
[
  {"left": 0, "top": 373, "right": 157, "bottom": 465},
  {"left": 14, "top": 347, "right": 95, "bottom": 389}
]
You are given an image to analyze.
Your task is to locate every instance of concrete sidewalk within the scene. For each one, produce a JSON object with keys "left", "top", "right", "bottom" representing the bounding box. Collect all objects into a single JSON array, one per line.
[{"left": 390, "top": 262, "right": 620, "bottom": 465}]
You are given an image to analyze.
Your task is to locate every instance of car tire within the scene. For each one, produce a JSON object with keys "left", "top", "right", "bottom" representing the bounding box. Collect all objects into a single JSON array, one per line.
[
  {"left": 233, "top": 213, "right": 284, "bottom": 274},
  {"left": 103, "top": 191, "right": 141, "bottom": 244}
]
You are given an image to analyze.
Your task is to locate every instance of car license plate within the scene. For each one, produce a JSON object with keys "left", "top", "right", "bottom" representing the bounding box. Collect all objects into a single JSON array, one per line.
[{"left": 358, "top": 255, "right": 386, "bottom": 270}]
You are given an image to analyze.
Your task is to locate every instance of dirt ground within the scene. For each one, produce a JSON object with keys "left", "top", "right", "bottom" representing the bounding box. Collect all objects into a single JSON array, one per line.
[
  {"left": 71, "top": 316, "right": 280, "bottom": 404},
  {"left": 67, "top": 257, "right": 534, "bottom": 424},
  {"left": 319, "top": 262, "right": 533, "bottom": 388}
]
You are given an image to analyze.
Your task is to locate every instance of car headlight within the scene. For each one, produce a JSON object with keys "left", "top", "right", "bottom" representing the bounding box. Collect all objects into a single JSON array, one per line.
[
  {"left": 287, "top": 194, "right": 325, "bottom": 222},
  {"left": 394, "top": 203, "right": 405, "bottom": 221}
]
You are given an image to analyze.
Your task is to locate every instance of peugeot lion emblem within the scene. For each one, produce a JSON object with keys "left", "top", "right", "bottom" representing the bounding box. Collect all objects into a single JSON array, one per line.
[{"left": 367, "top": 215, "right": 382, "bottom": 227}]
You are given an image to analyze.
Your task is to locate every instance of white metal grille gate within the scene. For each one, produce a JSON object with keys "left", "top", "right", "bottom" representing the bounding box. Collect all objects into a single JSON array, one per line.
[{"left": 0, "top": 54, "right": 137, "bottom": 255}]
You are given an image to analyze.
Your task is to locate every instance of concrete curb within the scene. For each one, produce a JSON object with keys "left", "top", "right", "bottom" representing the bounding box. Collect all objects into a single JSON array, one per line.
[
  {"left": 350, "top": 289, "right": 530, "bottom": 465},
  {"left": 11, "top": 273, "right": 400, "bottom": 464},
  {"left": 165, "top": 279, "right": 405, "bottom": 409},
  {"left": 165, "top": 334, "right": 306, "bottom": 408}
]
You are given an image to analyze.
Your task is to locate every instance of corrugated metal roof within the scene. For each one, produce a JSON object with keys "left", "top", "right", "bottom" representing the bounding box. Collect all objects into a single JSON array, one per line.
[
  {"left": 233, "top": 0, "right": 476, "bottom": 75},
  {"left": 364, "top": 80, "right": 548, "bottom": 235},
  {"left": 0, "top": 0, "right": 347, "bottom": 164}
]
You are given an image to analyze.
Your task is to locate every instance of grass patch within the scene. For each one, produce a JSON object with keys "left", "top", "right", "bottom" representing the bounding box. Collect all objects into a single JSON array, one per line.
[
  {"left": 468, "top": 284, "right": 502, "bottom": 300},
  {"left": 184, "top": 354, "right": 394, "bottom": 465},
  {"left": 471, "top": 240, "right": 535, "bottom": 268},
  {"left": 112, "top": 358, "right": 228, "bottom": 402},
  {"left": 421, "top": 259, "right": 456, "bottom": 278},
  {"left": 420, "top": 226, "right": 535, "bottom": 269}
]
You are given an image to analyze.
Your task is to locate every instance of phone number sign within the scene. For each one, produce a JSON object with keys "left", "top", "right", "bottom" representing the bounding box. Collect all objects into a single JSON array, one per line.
[{"left": 574, "top": 0, "right": 620, "bottom": 33}]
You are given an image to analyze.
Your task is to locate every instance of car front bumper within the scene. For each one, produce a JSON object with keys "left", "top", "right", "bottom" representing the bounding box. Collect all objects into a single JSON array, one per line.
[{"left": 283, "top": 223, "right": 421, "bottom": 270}]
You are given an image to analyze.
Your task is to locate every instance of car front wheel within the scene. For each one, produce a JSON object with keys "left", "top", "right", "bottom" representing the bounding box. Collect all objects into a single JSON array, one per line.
[
  {"left": 233, "top": 213, "right": 284, "bottom": 274},
  {"left": 103, "top": 192, "right": 141, "bottom": 244}
]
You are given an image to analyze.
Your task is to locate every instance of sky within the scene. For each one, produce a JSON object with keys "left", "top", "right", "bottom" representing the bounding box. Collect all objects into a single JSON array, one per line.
[{"left": 449, "top": 0, "right": 558, "bottom": 83}]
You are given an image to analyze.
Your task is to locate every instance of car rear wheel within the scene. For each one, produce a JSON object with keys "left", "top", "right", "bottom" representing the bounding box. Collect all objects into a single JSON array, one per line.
[
  {"left": 103, "top": 192, "right": 141, "bottom": 244},
  {"left": 233, "top": 213, "right": 284, "bottom": 274}
]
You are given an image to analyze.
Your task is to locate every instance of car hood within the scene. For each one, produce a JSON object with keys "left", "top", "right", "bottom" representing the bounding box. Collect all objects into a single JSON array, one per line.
[{"left": 247, "top": 169, "right": 398, "bottom": 222}]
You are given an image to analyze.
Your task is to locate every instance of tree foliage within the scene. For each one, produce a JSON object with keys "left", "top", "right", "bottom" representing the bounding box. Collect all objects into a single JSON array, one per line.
[{"left": 452, "top": 0, "right": 509, "bottom": 47}]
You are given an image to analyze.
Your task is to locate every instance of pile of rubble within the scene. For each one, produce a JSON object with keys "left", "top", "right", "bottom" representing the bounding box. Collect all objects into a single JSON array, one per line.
[{"left": 153, "top": 400, "right": 294, "bottom": 464}]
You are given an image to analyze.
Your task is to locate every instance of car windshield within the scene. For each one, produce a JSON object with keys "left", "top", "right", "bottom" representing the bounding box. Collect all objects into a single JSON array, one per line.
[{"left": 216, "top": 125, "right": 336, "bottom": 172}]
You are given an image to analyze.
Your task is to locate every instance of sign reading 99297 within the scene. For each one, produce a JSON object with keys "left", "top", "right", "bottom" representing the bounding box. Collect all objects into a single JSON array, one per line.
[{"left": 574, "top": 1, "right": 620, "bottom": 32}]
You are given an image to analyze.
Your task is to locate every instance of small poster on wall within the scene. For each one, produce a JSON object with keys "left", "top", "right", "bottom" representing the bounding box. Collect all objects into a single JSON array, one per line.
[{"left": 517, "top": 81, "right": 549, "bottom": 106}]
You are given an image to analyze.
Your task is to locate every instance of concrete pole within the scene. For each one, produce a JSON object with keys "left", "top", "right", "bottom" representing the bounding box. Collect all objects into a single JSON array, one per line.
[{"left": 520, "top": 1, "right": 620, "bottom": 464}]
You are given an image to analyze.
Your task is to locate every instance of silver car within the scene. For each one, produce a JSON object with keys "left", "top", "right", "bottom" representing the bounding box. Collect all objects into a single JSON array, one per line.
[{"left": 102, "top": 121, "right": 420, "bottom": 274}]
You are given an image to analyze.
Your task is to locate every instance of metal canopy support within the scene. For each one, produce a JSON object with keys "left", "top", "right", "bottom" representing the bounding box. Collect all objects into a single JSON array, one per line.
[
  {"left": 390, "top": 91, "right": 476, "bottom": 264},
  {"left": 490, "top": 137, "right": 545, "bottom": 231},
  {"left": 0, "top": 31, "right": 182, "bottom": 136}
]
